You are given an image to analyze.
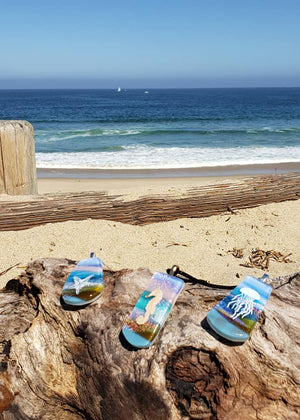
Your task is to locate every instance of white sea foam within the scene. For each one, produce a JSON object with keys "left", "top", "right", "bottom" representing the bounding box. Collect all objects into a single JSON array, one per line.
[
  {"left": 36, "top": 129, "right": 143, "bottom": 142},
  {"left": 35, "top": 145, "right": 300, "bottom": 170}
]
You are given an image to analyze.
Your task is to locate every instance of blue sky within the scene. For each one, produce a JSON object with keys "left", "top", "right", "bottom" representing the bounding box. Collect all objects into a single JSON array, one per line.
[{"left": 0, "top": 0, "right": 299, "bottom": 88}]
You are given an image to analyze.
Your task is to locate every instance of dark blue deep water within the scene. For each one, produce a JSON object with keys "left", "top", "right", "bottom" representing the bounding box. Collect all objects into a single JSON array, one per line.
[{"left": 0, "top": 88, "right": 299, "bottom": 169}]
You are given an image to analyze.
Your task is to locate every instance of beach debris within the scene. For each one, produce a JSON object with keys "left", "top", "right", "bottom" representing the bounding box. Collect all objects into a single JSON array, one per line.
[
  {"left": 0, "top": 262, "right": 20, "bottom": 277},
  {"left": 227, "top": 206, "right": 238, "bottom": 215},
  {"left": 102, "top": 261, "right": 113, "bottom": 271},
  {"left": 240, "top": 248, "right": 293, "bottom": 270},
  {"left": 166, "top": 242, "right": 188, "bottom": 248},
  {"left": 49, "top": 241, "right": 56, "bottom": 252},
  {"left": 228, "top": 248, "right": 244, "bottom": 259}
]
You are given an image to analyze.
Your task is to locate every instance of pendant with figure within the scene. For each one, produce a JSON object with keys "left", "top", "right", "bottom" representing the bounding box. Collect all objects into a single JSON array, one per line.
[{"left": 62, "top": 254, "right": 104, "bottom": 306}]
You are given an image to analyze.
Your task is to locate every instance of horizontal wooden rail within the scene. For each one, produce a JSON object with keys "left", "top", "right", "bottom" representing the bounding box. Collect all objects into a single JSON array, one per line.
[{"left": 0, "top": 173, "right": 299, "bottom": 231}]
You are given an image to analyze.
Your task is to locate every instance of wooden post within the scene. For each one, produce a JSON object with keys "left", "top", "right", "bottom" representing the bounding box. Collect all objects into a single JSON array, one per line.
[{"left": 0, "top": 121, "right": 37, "bottom": 195}]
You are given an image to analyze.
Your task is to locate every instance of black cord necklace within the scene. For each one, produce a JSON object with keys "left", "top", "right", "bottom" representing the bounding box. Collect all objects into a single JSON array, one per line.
[{"left": 167, "top": 265, "right": 235, "bottom": 289}]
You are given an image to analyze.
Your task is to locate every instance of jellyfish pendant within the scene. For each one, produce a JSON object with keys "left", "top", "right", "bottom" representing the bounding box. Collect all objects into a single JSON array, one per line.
[
  {"left": 227, "top": 287, "right": 261, "bottom": 319},
  {"left": 207, "top": 275, "right": 272, "bottom": 342}
]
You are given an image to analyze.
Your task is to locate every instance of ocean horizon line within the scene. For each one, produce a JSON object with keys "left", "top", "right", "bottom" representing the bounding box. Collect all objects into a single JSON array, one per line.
[{"left": 1, "top": 86, "right": 300, "bottom": 91}]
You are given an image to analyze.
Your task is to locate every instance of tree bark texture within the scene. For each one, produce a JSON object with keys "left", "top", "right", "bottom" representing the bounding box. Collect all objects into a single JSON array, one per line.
[
  {"left": 0, "top": 258, "right": 299, "bottom": 419},
  {"left": 0, "top": 173, "right": 299, "bottom": 231},
  {"left": 0, "top": 121, "right": 37, "bottom": 196}
]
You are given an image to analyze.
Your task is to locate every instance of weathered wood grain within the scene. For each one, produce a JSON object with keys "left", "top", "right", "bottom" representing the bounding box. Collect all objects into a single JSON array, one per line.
[
  {"left": 0, "top": 121, "right": 37, "bottom": 195},
  {"left": 0, "top": 258, "right": 299, "bottom": 419},
  {"left": 0, "top": 173, "right": 299, "bottom": 231}
]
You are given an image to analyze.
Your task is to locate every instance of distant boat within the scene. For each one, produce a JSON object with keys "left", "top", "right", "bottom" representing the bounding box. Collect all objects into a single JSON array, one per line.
[
  {"left": 117, "top": 87, "right": 121, "bottom": 92},
  {"left": 144, "top": 90, "right": 149, "bottom": 94}
]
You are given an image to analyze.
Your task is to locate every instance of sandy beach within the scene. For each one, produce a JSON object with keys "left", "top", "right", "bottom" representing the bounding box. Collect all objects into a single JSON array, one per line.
[{"left": 1, "top": 173, "right": 299, "bottom": 289}]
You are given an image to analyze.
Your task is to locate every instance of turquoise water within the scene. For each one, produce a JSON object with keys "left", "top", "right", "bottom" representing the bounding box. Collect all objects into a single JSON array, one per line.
[{"left": 0, "top": 88, "right": 299, "bottom": 169}]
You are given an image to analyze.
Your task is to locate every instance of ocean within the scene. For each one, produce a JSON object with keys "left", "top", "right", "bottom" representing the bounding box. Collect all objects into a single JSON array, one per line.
[{"left": 0, "top": 88, "right": 300, "bottom": 172}]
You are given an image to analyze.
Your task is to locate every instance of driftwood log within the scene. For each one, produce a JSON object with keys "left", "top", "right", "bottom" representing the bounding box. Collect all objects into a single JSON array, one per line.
[
  {"left": 0, "top": 258, "right": 299, "bottom": 419},
  {"left": 0, "top": 173, "right": 299, "bottom": 231}
]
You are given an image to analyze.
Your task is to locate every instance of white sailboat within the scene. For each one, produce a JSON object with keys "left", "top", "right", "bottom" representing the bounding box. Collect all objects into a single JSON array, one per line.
[{"left": 117, "top": 86, "right": 121, "bottom": 92}]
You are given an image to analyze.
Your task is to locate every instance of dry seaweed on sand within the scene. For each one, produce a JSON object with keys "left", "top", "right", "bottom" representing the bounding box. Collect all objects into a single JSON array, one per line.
[
  {"left": 228, "top": 248, "right": 244, "bottom": 259},
  {"left": 0, "top": 262, "right": 20, "bottom": 277},
  {"left": 240, "top": 248, "right": 293, "bottom": 270}
]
